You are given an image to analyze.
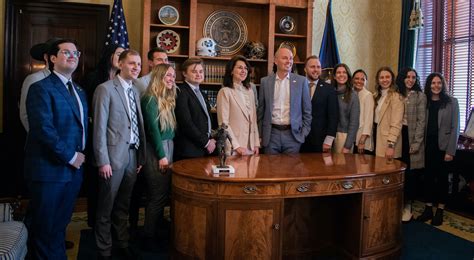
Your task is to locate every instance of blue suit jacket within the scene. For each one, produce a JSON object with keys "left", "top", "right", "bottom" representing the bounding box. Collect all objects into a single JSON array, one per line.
[
  {"left": 302, "top": 80, "right": 338, "bottom": 152},
  {"left": 24, "top": 73, "right": 88, "bottom": 182},
  {"left": 257, "top": 73, "right": 312, "bottom": 147}
]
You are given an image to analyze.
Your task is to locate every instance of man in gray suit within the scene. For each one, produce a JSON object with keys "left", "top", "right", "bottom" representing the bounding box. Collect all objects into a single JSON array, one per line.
[
  {"left": 135, "top": 47, "right": 168, "bottom": 95},
  {"left": 257, "top": 47, "right": 312, "bottom": 154},
  {"left": 93, "top": 49, "right": 146, "bottom": 260}
]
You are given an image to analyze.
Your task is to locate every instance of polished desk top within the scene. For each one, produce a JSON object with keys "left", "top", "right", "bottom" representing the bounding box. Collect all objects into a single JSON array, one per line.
[{"left": 171, "top": 154, "right": 405, "bottom": 182}]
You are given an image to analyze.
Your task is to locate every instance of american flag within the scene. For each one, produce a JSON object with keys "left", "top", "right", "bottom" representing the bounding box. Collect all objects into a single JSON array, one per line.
[{"left": 104, "top": 0, "right": 129, "bottom": 48}]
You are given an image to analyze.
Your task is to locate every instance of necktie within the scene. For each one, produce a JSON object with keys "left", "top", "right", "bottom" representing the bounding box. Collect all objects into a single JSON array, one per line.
[
  {"left": 127, "top": 88, "right": 140, "bottom": 149},
  {"left": 194, "top": 88, "right": 211, "bottom": 136},
  {"left": 309, "top": 82, "right": 316, "bottom": 98},
  {"left": 67, "top": 81, "right": 79, "bottom": 110}
]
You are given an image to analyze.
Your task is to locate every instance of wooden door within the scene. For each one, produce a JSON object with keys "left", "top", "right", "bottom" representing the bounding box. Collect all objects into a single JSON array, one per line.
[
  {"left": 361, "top": 187, "right": 402, "bottom": 257},
  {"left": 217, "top": 199, "right": 282, "bottom": 260},
  {"left": 1, "top": 0, "right": 108, "bottom": 197}
]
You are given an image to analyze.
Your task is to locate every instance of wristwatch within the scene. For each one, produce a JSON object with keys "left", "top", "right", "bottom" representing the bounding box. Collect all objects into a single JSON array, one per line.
[{"left": 387, "top": 141, "right": 395, "bottom": 149}]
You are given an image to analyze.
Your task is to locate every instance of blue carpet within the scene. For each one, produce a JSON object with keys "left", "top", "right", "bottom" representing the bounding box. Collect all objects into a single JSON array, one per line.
[
  {"left": 401, "top": 221, "right": 474, "bottom": 259},
  {"left": 77, "top": 228, "right": 168, "bottom": 260},
  {"left": 78, "top": 222, "right": 474, "bottom": 259}
]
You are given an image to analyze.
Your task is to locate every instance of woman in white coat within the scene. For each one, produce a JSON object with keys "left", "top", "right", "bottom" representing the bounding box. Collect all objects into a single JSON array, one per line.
[
  {"left": 217, "top": 55, "right": 260, "bottom": 155},
  {"left": 352, "top": 69, "right": 374, "bottom": 154}
]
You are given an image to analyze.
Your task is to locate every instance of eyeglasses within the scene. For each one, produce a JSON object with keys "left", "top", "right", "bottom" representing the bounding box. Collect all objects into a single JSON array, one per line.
[{"left": 58, "top": 50, "right": 81, "bottom": 58}]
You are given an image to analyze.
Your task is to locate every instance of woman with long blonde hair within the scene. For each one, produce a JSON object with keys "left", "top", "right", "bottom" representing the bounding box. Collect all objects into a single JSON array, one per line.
[{"left": 140, "top": 63, "right": 177, "bottom": 249}]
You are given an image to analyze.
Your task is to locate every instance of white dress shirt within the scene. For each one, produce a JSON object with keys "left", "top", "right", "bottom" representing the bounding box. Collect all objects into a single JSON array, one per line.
[
  {"left": 272, "top": 73, "right": 290, "bottom": 125},
  {"left": 19, "top": 68, "right": 51, "bottom": 131},
  {"left": 117, "top": 75, "right": 140, "bottom": 145}
]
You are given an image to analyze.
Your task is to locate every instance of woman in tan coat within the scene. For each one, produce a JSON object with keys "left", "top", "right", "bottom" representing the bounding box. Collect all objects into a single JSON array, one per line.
[
  {"left": 217, "top": 55, "right": 260, "bottom": 155},
  {"left": 373, "top": 67, "right": 404, "bottom": 159}
]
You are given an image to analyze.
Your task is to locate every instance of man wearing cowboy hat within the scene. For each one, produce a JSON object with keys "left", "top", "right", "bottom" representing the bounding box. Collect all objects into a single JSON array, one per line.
[{"left": 19, "top": 37, "right": 61, "bottom": 131}]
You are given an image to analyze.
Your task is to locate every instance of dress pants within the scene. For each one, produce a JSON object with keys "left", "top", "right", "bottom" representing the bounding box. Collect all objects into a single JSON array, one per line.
[
  {"left": 264, "top": 128, "right": 301, "bottom": 154},
  {"left": 26, "top": 170, "right": 82, "bottom": 260},
  {"left": 424, "top": 134, "right": 450, "bottom": 205},
  {"left": 95, "top": 149, "right": 138, "bottom": 256},
  {"left": 143, "top": 139, "right": 173, "bottom": 238}
]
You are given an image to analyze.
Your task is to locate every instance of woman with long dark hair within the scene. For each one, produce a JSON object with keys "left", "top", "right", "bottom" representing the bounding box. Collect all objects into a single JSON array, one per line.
[
  {"left": 416, "top": 72, "right": 459, "bottom": 226},
  {"left": 84, "top": 44, "right": 125, "bottom": 103},
  {"left": 352, "top": 69, "right": 374, "bottom": 154},
  {"left": 332, "top": 63, "right": 359, "bottom": 153},
  {"left": 217, "top": 55, "right": 260, "bottom": 155},
  {"left": 396, "top": 67, "right": 427, "bottom": 222}
]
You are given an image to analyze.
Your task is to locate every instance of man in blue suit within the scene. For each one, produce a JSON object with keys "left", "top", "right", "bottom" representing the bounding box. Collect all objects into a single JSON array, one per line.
[
  {"left": 258, "top": 47, "right": 312, "bottom": 154},
  {"left": 300, "top": 55, "right": 338, "bottom": 153},
  {"left": 24, "top": 39, "right": 87, "bottom": 259}
]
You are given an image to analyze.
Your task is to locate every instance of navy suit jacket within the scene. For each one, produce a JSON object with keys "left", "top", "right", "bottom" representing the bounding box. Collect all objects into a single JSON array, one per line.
[
  {"left": 302, "top": 80, "right": 339, "bottom": 152},
  {"left": 257, "top": 73, "right": 312, "bottom": 147},
  {"left": 174, "top": 82, "right": 213, "bottom": 159},
  {"left": 24, "top": 73, "right": 88, "bottom": 182}
]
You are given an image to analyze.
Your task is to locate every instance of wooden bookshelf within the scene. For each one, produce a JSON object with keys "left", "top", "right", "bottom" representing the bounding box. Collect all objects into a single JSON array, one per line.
[{"left": 141, "top": 0, "right": 314, "bottom": 86}]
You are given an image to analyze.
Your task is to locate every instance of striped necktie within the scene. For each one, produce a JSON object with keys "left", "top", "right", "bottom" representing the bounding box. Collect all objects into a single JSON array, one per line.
[{"left": 127, "top": 87, "right": 140, "bottom": 149}]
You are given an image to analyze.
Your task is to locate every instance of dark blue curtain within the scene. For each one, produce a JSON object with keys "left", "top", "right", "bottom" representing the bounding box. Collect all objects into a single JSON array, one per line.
[
  {"left": 319, "top": 0, "right": 340, "bottom": 69},
  {"left": 398, "top": 0, "right": 417, "bottom": 71}
]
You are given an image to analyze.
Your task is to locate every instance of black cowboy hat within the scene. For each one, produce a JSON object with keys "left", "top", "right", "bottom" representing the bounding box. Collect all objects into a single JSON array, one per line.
[{"left": 29, "top": 37, "right": 63, "bottom": 61}]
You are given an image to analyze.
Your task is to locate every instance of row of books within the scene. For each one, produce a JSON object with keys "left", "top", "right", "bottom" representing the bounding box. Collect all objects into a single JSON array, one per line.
[{"left": 202, "top": 64, "right": 259, "bottom": 84}]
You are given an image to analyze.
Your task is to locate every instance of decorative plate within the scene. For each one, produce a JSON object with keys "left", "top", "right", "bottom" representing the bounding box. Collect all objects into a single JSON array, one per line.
[
  {"left": 279, "top": 41, "right": 297, "bottom": 57},
  {"left": 158, "top": 5, "right": 179, "bottom": 25},
  {"left": 156, "top": 29, "right": 180, "bottom": 54},
  {"left": 279, "top": 16, "right": 296, "bottom": 34},
  {"left": 203, "top": 10, "right": 248, "bottom": 56}
]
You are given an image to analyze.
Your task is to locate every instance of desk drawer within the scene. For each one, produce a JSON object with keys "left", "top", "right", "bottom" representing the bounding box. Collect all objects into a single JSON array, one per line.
[
  {"left": 285, "top": 179, "right": 364, "bottom": 196},
  {"left": 217, "top": 183, "right": 282, "bottom": 197},
  {"left": 365, "top": 173, "right": 403, "bottom": 189}
]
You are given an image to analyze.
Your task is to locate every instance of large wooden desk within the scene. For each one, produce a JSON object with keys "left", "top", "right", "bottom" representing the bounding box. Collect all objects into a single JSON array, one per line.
[{"left": 171, "top": 154, "right": 405, "bottom": 259}]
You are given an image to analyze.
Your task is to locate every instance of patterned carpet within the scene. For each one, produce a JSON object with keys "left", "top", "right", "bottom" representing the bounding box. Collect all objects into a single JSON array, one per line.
[
  {"left": 66, "top": 203, "right": 474, "bottom": 259},
  {"left": 412, "top": 200, "right": 474, "bottom": 242}
]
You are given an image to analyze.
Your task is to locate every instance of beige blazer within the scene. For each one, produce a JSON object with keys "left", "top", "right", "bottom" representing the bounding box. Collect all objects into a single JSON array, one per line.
[
  {"left": 356, "top": 88, "right": 374, "bottom": 151},
  {"left": 375, "top": 90, "right": 404, "bottom": 158},
  {"left": 217, "top": 85, "right": 260, "bottom": 154}
]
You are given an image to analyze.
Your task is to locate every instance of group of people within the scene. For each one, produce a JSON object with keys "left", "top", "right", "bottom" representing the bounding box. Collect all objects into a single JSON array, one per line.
[{"left": 20, "top": 37, "right": 460, "bottom": 259}]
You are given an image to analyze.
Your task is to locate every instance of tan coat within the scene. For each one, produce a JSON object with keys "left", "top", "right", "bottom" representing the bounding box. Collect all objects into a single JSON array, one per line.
[
  {"left": 375, "top": 90, "right": 404, "bottom": 158},
  {"left": 217, "top": 85, "right": 260, "bottom": 154}
]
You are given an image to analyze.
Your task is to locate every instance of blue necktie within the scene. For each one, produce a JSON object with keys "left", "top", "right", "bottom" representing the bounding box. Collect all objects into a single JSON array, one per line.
[
  {"left": 194, "top": 88, "right": 211, "bottom": 136},
  {"left": 67, "top": 81, "right": 79, "bottom": 110}
]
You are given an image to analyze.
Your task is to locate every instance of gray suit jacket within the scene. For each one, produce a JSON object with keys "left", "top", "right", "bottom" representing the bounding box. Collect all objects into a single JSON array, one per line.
[
  {"left": 92, "top": 77, "right": 146, "bottom": 169},
  {"left": 135, "top": 73, "right": 151, "bottom": 97},
  {"left": 426, "top": 96, "right": 460, "bottom": 156},
  {"left": 257, "top": 73, "right": 312, "bottom": 147}
]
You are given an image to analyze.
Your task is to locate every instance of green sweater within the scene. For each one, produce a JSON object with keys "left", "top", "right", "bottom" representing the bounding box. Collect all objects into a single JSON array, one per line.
[{"left": 141, "top": 95, "right": 175, "bottom": 159}]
